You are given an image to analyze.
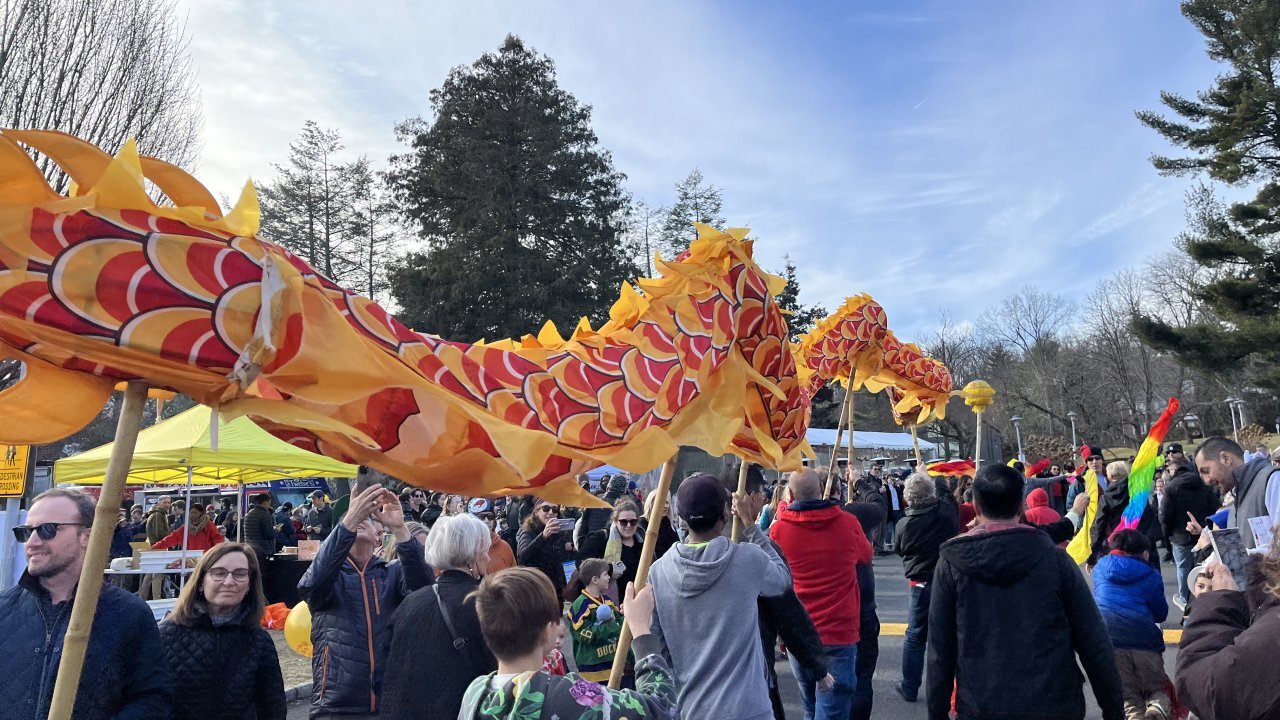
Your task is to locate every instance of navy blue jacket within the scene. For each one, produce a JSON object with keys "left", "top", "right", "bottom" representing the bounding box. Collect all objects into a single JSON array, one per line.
[
  {"left": 0, "top": 572, "right": 171, "bottom": 720},
  {"left": 298, "top": 524, "right": 432, "bottom": 717},
  {"left": 275, "top": 508, "right": 298, "bottom": 546},
  {"left": 1092, "top": 552, "right": 1168, "bottom": 654}
]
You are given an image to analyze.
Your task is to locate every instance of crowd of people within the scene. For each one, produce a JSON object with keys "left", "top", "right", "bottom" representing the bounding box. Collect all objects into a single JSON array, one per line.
[{"left": 3, "top": 435, "right": 1279, "bottom": 719}]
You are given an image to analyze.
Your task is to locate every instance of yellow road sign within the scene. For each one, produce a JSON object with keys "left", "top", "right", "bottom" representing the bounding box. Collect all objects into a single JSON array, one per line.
[{"left": 0, "top": 444, "right": 29, "bottom": 497}]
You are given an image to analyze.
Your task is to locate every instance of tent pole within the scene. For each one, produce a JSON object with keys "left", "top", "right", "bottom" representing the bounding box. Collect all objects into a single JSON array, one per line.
[
  {"left": 48, "top": 381, "right": 148, "bottom": 720},
  {"left": 608, "top": 455, "right": 676, "bottom": 689},
  {"left": 179, "top": 465, "right": 192, "bottom": 593},
  {"left": 235, "top": 471, "right": 244, "bottom": 543}
]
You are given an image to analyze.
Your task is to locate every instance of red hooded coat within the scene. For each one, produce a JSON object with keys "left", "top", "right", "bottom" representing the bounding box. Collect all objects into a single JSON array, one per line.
[
  {"left": 1024, "top": 488, "right": 1067, "bottom": 547},
  {"left": 770, "top": 503, "right": 873, "bottom": 645}
]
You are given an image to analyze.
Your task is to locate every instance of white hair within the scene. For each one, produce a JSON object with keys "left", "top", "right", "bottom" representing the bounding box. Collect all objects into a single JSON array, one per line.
[
  {"left": 424, "top": 514, "right": 491, "bottom": 571},
  {"left": 903, "top": 472, "right": 937, "bottom": 507}
]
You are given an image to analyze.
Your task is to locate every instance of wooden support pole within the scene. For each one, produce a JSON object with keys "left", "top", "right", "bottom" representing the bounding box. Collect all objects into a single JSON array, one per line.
[
  {"left": 824, "top": 387, "right": 852, "bottom": 498},
  {"left": 48, "top": 381, "right": 148, "bottom": 720},
  {"left": 730, "top": 459, "right": 750, "bottom": 542},
  {"left": 608, "top": 456, "right": 677, "bottom": 689},
  {"left": 910, "top": 424, "right": 924, "bottom": 466},
  {"left": 845, "top": 391, "right": 856, "bottom": 501}
]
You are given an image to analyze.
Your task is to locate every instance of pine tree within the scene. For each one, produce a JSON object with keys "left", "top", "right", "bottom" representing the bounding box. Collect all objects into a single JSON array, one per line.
[
  {"left": 1134, "top": 0, "right": 1280, "bottom": 389},
  {"left": 344, "top": 158, "right": 401, "bottom": 302},
  {"left": 657, "top": 169, "right": 725, "bottom": 258},
  {"left": 387, "top": 35, "right": 636, "bottom": 341},
  {"left": 774, "top": 256, "right": 827, "bottom": 342},
  {"left": 624, "top": 199, "right": 666, "bottom": 277},
  {"left": 259, "top": 121, "right": 359, "bottom": 284}
]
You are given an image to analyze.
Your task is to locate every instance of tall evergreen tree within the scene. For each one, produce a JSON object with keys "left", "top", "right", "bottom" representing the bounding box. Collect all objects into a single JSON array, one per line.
[
  {"left": 1134, "top": 0, "right": 1280, "bottom": 389},
  {"left": 774, "top": 256, "right": 827, "bottom": 342},
  {"left": 624, "top": 199, "right": 666, "bottom": 277},
  {"left": 387, "top": 35, "right": 636, "bottom": 341},
  {"left": 259, "top": 121, "right": 359, "bottom": 284},
  {"left": 344, "top": 157, "right": 401, "bottom": 302},
  {"left": 658, "top": 169, "right": 725, "bottom": 258}
]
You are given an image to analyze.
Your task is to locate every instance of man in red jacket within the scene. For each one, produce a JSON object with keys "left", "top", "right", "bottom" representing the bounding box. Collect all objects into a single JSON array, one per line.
[{"left": 771, "top": 468, "right": 874, "bottom": 719}]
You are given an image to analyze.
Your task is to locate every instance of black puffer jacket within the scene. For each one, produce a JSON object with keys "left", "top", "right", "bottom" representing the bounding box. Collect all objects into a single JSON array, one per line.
[
  {"left": 1162, "top": 467, "right": 1220, "bottom": 547},
  {"left": 895, "top": 499, "right": 959, "bottom": 582},
  {"left": 0, "top": 573, "right": 171, "bottom": 720},
  {"left": 517, "top": 523, "right": 570, "bottom": 596},
  {"left": 242, "top": 505, "right": 277, "bottom": 558},
  {"left": 927, "top": 525, "right": 1124, "bottom": 720},
  {"left": 298, "top": 525, "right": 433, "bottom": 717},
  {"left": 159, "top": 602, "right": 287, "bottom": 720}
]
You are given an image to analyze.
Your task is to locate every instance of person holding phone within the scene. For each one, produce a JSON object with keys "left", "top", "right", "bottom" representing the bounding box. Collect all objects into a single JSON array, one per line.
[{"left": 518, "top": 500, "right": 572, "bottom": 597}]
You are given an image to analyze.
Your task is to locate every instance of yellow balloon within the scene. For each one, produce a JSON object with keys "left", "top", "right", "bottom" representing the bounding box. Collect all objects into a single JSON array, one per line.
[{"left": 284, "top": 601, "right": 312, "bottom": 658}]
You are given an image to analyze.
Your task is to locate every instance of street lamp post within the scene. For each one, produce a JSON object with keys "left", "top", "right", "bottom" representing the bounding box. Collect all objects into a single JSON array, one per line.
[
  {"left": 1225, "top": 397, "right": 1240, "bottom": 442},
  {"left": 1011, "top": 415, "right": 1025, "bottom": 462},
  {"left": 1183, "top": 413, "right": 1200, "bottom": 442},
  {"left": 1234, "top": 398, "right": 1248, "bottom": 428},
  {"left": 1067, "top": 410, "right": 1078, "bottom": 450},
  {"left": 960, "top": 381, "right": 996, "bottom": 468}
]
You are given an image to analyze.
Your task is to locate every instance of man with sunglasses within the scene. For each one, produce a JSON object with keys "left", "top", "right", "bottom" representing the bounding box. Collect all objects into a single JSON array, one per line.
[{"left": 0, "top": 488, "right": 170, "bottom": 719}]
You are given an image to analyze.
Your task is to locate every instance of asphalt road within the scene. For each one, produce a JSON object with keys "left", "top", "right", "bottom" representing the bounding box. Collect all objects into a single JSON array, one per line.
[{"left": 288, "top": 552, "right": 1185, "bottom": 719}]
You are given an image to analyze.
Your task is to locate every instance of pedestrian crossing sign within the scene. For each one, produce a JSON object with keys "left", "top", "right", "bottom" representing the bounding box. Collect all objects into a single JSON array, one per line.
[{"left": 0, "top": 444, "right": 29, "bottom": 497}]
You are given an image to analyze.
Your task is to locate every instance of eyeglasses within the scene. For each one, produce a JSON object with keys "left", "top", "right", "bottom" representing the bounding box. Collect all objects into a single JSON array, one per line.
[
  {"left": 13, "top": 523, "right": 86, "bottom": 543},
  {"left": 207, "top": 568, "right": 251, "bottom": 583},
  {"left": 616, "top": 518, "right": 638, "bottom": 527},
  {"left": 538, "top": 505, "right": 559, "bottom": 514}
]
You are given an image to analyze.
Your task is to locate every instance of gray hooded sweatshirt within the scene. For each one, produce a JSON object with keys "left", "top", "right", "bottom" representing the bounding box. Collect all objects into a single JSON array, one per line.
[{"left": 648, "top": 523, "right": 790, "bottom": 720}]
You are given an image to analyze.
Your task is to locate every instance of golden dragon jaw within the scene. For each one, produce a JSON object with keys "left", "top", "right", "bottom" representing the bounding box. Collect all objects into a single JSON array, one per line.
[{"left": 0, "top": 130, "right": 810, "bottom": 504}]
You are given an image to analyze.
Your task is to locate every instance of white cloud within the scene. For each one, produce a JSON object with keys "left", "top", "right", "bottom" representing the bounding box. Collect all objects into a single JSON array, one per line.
[{"left": 170, "top": 1, "right": 1222, "bottom": 346}]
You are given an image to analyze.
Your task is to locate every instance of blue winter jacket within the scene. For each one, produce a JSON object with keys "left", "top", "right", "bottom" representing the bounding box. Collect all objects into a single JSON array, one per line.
[
  {"left": 1092, "top": 552, "right": 1168, "bottom": 653},
  {"left": 0, "top": 572, "right": 171, "bottom": 720},
  {"left": 298, "top": 524, "right": 432, "bottom": 718}
]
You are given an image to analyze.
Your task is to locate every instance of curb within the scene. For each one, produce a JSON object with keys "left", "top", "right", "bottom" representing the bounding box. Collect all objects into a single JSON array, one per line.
[{"left": 285, "top": 683, "right": 312, "bottom": 703}]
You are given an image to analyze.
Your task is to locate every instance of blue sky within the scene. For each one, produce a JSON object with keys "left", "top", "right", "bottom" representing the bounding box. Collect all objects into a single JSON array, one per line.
[{"left": 178, "top": 1, "right": 1223, "bottom": 340}]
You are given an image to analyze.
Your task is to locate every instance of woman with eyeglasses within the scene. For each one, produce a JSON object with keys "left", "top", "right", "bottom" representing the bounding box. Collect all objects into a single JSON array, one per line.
[
  {"left": 517, "top": 500, "right": 572, "bottom": 596},
  {"left": 576, "top": 499, "right": 643, "bottom": 598},
  {"left": 158, "top": 542, "right": 287, "bottom": 720}
]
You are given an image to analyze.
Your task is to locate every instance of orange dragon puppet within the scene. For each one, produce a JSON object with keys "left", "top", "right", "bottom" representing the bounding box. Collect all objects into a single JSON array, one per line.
[{"left": 0, "top": 130, "right": 809, "bottom": 505}]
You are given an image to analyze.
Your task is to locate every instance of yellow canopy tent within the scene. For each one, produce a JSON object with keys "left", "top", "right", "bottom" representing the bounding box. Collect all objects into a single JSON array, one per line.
[
  {"left": 56, "top": 405, "right": 358, "bottom": 582},
  {"left": 55, "top": 404, "right": 359, "bottom": 486}
]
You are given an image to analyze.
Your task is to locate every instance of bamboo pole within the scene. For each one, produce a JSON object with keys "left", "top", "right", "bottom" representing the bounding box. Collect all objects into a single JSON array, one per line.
[
  {"left": 824, "top": 387, "right": 853, "bottom": 498},
  {"left": 730, "top": 459, "right": 750, "bottom": 542},
  {"left": 608, "top": 456, "right": 677, "bottom": 689},
  {"left": 48, "top": 381, "right": 148, "bottom": 720},
  {"left": 910, "top": 425, "right": 924, "bottom": 466},
  {"left": 845, "top": 391, "right": 855, "bottom": 501}
]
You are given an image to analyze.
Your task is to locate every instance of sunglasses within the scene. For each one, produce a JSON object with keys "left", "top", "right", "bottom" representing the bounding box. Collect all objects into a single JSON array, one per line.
[
  {"left": 13, "top": 522, "right": 86, "bottom": 543},
  {"left": 617, "top": 518, "right": 639, "bottom": 527},
  {"left": 538, "top": 505, "right": 559, "bottom": 514}
]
